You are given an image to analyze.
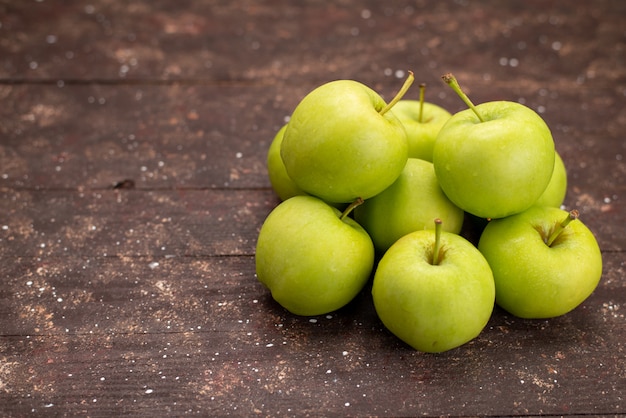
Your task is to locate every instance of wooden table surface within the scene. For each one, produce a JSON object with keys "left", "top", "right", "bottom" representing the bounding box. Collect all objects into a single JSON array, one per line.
[{"left": 1, "top": 1, "right": 624, "bottom": 416}]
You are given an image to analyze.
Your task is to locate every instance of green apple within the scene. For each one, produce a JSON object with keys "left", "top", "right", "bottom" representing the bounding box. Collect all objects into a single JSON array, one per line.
[
  {"left": 354, "top": 158, "right": 464, "bottom": 253},
  {"left": 391, "top": 84, "right": 452, "bottom": 162},
  {"left": 534, "top": 151, "right": 567, "bottom": 208},
  {"left": 478, "top": 206, "right": 602, "bottom": 319},
  {"left": 255, "top": 195, "right": 375, "bottom": 316},
  {"left": 266, "top": 124, "right": 348, "bottom": 210},
  {"left": 267, "top": 124, "right": 308, "bottom": 201},
  {"left": 372, "top": 220, "right": 495, "bottom": 353},
  {"left": 281, "top": 75, "right": 413, "bottom": 203},
  {"left": 433, "top": 74, "right": 555, "bottom": 219}
]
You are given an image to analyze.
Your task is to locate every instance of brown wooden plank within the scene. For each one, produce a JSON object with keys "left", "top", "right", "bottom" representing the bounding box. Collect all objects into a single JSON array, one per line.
[
  {"left": 0, "top": 189, "right": 279, "bottom": 258},
  {"left": 0, "top": 83, "right": 290, "bottom": 190},
  {"left": 1, "top": 252, "right": 623, "bottom": 340},
  {"left": 0, "top": 187, "right": 623, "bottom": 258},
  {"left": 0, "top": 255, "right": 266, "bottom": 336},
  {"left": 0, "top": 253, "right": 624, "bottom": 416},
  {"left": 1, "top": 331, "right": 623, "bottom": 417},
  {"left": 1, "top": 0, "right": 624, "bottom": 88}
]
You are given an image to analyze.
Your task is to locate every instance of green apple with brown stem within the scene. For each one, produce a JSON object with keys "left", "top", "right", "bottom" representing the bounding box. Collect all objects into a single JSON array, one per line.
[
  {"left": 433, "top": 73, "right": 555, "bottom": 219},
  {"left": 255, "top": 195, "right": 374, "bottom": 316},
  {"left": 281, "top": 73, "right": 414, "bottom": 203},
  {"left": 392, "top": 83, "right": 452, "bottom": 162},
  {"left": 478, "top": 206, "right": 602, "bottom": 318},
  {"left": 372, "top": 219, "right": 495, "bottom": 353}
]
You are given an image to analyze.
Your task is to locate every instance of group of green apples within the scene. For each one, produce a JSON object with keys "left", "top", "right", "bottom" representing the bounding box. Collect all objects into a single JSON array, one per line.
[{"left": 255, "top": 71, "right": 603, "bottom": 353}]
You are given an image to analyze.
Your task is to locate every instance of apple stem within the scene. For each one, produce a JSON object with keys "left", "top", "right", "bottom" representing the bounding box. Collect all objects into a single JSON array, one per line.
[
  {"left": 379, "top": 71, "right": 415, "bottom": 116},
  {"left": 432, "top": 218, "right": 443, "bottom": 265},
  {"left": 340, "top": 197, "right": 365, "bottom": 221},
  {"left": 441, "top": 73, "right": 484, "bottom": 123},
  {"left": 418, "top": 83, "right": 426, "bottom": 123},
  {"left": 546, "top": 209, "right": 579, "bottom": 246}
]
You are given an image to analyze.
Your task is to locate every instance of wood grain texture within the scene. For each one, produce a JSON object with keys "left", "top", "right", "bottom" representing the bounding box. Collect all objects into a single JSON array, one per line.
[
  {"left": 0, "top": 0, "right": 624, "bottom": 416},
  {"left": 1, "top": 0, "right": 624, "bottom": 87},
  {"left": 0, "top": 253, "right": 624, "bottom": 416}
]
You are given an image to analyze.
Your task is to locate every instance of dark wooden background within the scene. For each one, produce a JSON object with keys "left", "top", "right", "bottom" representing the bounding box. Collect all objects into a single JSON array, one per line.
[{"left": 1, "top": 1, "right": 624, "bottom": 416}]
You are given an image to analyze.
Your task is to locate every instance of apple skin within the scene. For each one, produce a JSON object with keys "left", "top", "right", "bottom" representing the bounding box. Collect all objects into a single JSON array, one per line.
[
  {"left": 281, "top": 80, "right": 408, "bottom": 203},
  {"left": 354, "top": 158, "right": 464, "bottom": 253},
  {"left": 478, "top": 205, "right": 602, "bottom": 319},
  {"left": 392, "top": 100, "right": 452, "bottom": 162},
  {"left": 266, "top": 124, "right": 347, "bottom": 210},
  {"left": 267, "top": 124, "right": 308, "bottom": 201},
  {"left": 433, "top": 101, "right": 555, "bottom": 219},
  {"left": 534, "top": 151, "right": 567, "bottom": 208},
  {"left": 372, "top": 229, "right": 495, "bottom": 353},
  {"left": 255, "top": 195, "right": 375, "bottom": 316}
]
